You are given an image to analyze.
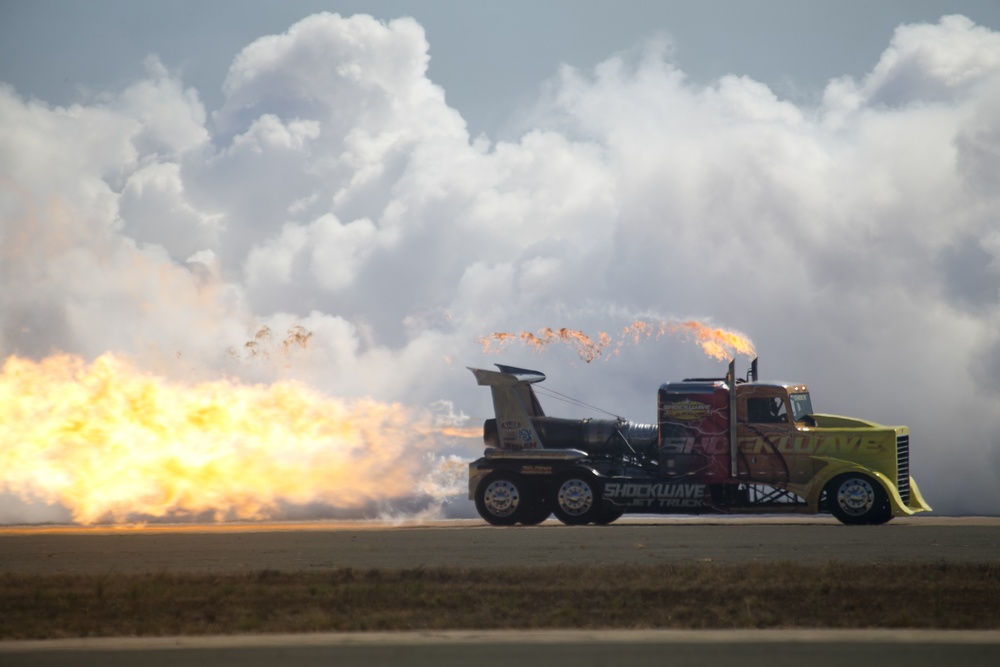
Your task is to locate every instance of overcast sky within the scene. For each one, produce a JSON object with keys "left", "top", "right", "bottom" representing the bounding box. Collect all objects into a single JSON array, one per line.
[
  {"left": 1, "top": 1, "right": 999, "bottom": 521},
  {"left": 5, "top": 0, "right": 1000, "bottom": 138}
]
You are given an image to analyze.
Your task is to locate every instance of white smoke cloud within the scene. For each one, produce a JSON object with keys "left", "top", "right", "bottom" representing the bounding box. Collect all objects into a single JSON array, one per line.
[{"left": 1, "top": 12, "right": 998, "bottom": 517}]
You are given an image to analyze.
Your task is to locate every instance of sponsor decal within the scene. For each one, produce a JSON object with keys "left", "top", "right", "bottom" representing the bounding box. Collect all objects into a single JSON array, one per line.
[
  {"left": 604, "top": 482, "right": 707, "bottom": 508},
  {"left": 661, "top": 436, "right": 730, "bottom": 455},
  {"left": 520, "top": 465, "right": 552, "bottom": 475},
  {"left": 743, "top": 434, "right": 884, "bottom": 456},
  {"left": 662, "top": 399, "right": 712, "bottom": 422},
  {"left": 498, "top": 420, "right": 538, "bottom": 449},
  {"left": 500, "top": 422, "right": 534, "bottom": 449},
  {"left": 660, "top": 434, "right": 887, "bottom": 456},
  {"left": 501, "top": 428, "right": 539, "bottom": 449}
]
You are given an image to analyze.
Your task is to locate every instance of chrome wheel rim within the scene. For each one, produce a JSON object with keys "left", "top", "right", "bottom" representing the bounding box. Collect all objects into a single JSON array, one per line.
[
  {"left": 483, "top": 479, "right": 520, "bottom": 517},
  {"left": 557, "top": 479, "right": 594, "bottom": 516},
  {"left": 837, "top": 478, "right": 875, "bottom": 516}
]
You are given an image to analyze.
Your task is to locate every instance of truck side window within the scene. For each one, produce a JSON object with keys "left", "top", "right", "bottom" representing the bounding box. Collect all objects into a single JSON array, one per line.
[{"left": 747, "top": 397, "right": 788, "bottom": 424}]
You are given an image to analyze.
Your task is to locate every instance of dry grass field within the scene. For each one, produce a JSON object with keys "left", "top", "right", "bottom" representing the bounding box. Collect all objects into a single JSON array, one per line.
[{"left": 3, "top": 562, "right": 999, "bottom": 639}]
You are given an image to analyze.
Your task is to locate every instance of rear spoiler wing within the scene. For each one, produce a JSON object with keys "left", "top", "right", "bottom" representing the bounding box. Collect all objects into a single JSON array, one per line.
[
  {"left": 468, "top": 364, "right": 547, "bottom": 449},
  {"left": 469, "top": 364, "right": 546, "bottom": 387}
]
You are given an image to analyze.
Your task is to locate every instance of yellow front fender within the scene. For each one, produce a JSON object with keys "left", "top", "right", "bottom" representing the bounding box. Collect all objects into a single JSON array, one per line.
[
  {"left": 907, "top": 477, "right": 932, "bottom": 513},
  {"left": 807, "top": 457, "right": 932, "bottom": 516}
]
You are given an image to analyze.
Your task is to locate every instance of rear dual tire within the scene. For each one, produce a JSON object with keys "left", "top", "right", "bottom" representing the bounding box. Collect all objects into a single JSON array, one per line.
[
  {"left": 594, "top": 505, "right": 625, "bottom": 525},
  {"left": 476, "top": 471, "right": 620, "bottom": 526},
  {"left": 551, "top": 474, "right": 605, "bottom": 525},
  {"left": 475, "top": 473, "right": 526, "bottom": 526},
  {"left": 475, "top": 473, "right": 550, "bottom": 526}
]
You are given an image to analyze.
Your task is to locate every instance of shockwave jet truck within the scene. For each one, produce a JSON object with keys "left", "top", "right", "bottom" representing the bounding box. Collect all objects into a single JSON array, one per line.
[{"left": 467, "top": 361, "right": 931, "bottom": 526}]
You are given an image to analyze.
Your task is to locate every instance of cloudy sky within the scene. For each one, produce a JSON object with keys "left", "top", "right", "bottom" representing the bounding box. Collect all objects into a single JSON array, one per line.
[{"left": 1, "top": 1, "right": 999, "bottom": 520}]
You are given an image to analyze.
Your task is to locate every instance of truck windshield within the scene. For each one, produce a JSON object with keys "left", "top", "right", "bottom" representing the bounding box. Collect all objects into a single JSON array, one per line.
[{"left": 789, "top": 393, "right": 813, "bottom": 422}]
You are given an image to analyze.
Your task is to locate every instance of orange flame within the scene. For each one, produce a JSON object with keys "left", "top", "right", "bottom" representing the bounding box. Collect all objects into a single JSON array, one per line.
[
  {"left": 668, "top": 320, "right": 756, "bottom": 361},
  {"left": 478, "top": 319, "right": 755, "bottom": 362},
  {"left": 0, "top": 354, "right": 473, "bottom": 525},
  {"left": 478, "top": 327, "right": 612, "bottom": 363}
]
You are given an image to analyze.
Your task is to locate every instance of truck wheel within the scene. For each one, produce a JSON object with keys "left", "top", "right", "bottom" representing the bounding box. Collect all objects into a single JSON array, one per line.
[
  {"left": 475, "top": 473, "right": 527, "bottom": 526},
  {"left": 827, "top": 474, "right": 891, "bottom": 525},
  {"left": 593, "top": 505, "right": 624, "bottom": 525},
  {"left": 551, "top": 474, "right": 602, "bottom": 525},
  {"left": 519, "top": 503, "right": 550, "bottom": 526}
]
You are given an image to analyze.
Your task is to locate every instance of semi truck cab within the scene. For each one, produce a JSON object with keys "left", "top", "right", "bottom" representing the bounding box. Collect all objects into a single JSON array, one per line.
[{"left": 468, "top": 361, "right": 931, "bottom": 526}]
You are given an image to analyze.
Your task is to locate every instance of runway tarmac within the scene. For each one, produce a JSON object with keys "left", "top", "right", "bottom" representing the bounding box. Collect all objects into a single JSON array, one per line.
[
  {"left": 3, "top": 629, "right": 1000, "bottom": 667},
  {"left": 1, "top": 516, "right": 998, "bottom": 574},
  {"left": 2, "top": 516, "right": 998, "bottom": 665}
]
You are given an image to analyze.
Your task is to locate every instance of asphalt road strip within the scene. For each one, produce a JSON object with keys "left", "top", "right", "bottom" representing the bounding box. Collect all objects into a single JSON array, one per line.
[
  {"left": 2, "top": 515, "right": 999, "bottom": 537},
  {"left": 3, "top": 629, "right": 1000, "bottom": 652}
]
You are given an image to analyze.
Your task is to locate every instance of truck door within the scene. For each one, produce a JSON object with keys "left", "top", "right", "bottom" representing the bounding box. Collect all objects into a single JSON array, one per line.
[
  {"left": 658, "top": 382, "right": 730, "bottom": 483},
  {"left": 737, "top": 389, "right": 793, "bottom": 484}
]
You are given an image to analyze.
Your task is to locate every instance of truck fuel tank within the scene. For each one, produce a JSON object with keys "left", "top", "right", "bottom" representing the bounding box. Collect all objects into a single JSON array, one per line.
[{"left": 483, "top": 416, "right": 658, "bottom": 456}]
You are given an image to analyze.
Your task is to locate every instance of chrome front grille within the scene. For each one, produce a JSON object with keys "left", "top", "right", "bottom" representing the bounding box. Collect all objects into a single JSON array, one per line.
[{"left": 896, "top": 434, "right": 911, "bottom": 504}]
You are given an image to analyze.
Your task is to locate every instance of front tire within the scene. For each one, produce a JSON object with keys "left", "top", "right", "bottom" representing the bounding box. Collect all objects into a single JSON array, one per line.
[
  {"left": 826, "top": 473, "right": 891, "bottom": 525},
  {"left": 551, "top": 473, "right": 603, "bottom": 525},
  {"left": 475, "top": 473, "right": 528, "bottom": 526}
]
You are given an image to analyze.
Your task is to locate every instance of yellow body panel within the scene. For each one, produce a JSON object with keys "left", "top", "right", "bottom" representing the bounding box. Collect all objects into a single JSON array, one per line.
[{"left": 734, "top": 383, "right": 931, "bottom": 518}]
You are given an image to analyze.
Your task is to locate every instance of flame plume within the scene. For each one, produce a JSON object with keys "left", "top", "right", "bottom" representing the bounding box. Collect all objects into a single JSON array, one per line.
[
  {"left": 0, "top": 354, "right": 470, "bottom": 525},
  {"left": 478, "top": 319, "right": 755, "bottom": 362},
  {"left": 477, "top": 328, "right": 612, "bottom": 363}
]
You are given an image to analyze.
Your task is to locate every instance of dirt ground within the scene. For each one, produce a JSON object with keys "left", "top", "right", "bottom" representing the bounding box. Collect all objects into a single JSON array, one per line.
[{"left": 2, "top": 516, "right": 997, "bottom": 575}]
